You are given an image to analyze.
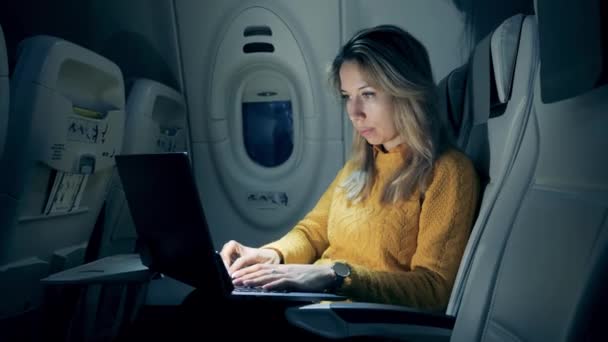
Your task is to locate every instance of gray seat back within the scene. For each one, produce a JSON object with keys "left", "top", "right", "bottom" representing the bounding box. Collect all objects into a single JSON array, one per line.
[
  {"left": 453, "top": 2, "right": 608, "bottom": 340},
  {"left": 446, "top": 13, "right": 533, "bottom": 316},
  {"left": 0, "top": 35, "right": 125, "bottom": 326}
]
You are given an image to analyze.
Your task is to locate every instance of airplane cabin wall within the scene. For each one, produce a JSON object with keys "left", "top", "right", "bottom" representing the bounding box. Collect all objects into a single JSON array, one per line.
[
  {"left": 343, "top": 0, "right": 470, "bottom": 84},
  {"left": 175, "top": 0, "right": 344, "bottom": 247}
]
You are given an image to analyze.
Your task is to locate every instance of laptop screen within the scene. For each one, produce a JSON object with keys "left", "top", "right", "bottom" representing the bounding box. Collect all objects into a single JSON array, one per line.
[{"left": 115, "top": 152, "right": 230, "bottom": 295}]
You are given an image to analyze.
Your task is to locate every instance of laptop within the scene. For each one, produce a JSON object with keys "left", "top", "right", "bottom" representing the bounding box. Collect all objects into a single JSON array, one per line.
[{"left": 114, "top": 152, "right": 346, "bottom": 302}]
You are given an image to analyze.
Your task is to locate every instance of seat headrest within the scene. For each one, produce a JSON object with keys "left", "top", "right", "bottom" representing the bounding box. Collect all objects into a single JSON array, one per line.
[
  {"left": 437, "top": 64, "right": 468, "bottom": 145},
  {"left": 470, "top": 13, "right": 525, "bottom": 124},
  {"left": 14, "top": 35, "right": 124, "bottom": 107},
  {"left": 437, "top": 13, "right": 525, "bottom": 147},
  {"left": 491, "top": 14, "right": 524, "bottom": 104}
]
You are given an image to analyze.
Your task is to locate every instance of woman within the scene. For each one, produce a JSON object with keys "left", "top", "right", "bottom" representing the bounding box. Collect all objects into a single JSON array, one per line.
[
  {"left": 130, "top": 24, "right": 481, "bottom": 342},
  {"left": 220, "top": 24, "right": 480, "bottom": 312}
]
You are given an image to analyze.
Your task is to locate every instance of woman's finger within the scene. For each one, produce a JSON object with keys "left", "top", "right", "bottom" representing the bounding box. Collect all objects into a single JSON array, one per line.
[
  {"left": 234, "top": 267, "right": 281, "bottom": 286},
  {"left": 219, "top": 240, "right": 241, "bottom": 269},
  {"left": 261, "top": 277, "right": 290, "bottom": 291},
  {"left": 228, "top": 253, "right": 259, "bottom": 274}
]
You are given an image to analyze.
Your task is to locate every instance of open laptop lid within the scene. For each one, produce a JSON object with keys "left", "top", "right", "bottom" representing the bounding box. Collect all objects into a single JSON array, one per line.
[
  {"left": 115, "top": 152, "right": 230, "bottom": 296},
  {"left": 115, "top": 152, "right": 347, "bottom": 302}
]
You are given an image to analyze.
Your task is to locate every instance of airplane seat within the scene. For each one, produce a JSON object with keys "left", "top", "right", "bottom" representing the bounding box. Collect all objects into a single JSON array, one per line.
[
  {"left": 0, "top": 35, "right": 125, "bottom": 338},
  {"left": 431, "top": 12, "right": 532, "bottom": 318},
  {"left": 451, "top": 0, "right": 608, "bottom": 340},
  {"left": 285, "top": 11, "right": 540, "bottom": 340},
  {"left": 42, "top": 78, "right": 188, "bottom": 342},
  {"left": 446, "top": 12, "right": 530, "bottom": 315},
  {"left": 0, "top": 24, "right": 8, "bottom": 158}
]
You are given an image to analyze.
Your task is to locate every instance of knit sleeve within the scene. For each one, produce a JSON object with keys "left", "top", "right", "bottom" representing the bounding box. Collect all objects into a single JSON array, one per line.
[
  {"left": 339, "top": 151, "right": 479, "bottom": 311},
  {"left": 261, "top": 165, "right": 349, "bottom": 264}
]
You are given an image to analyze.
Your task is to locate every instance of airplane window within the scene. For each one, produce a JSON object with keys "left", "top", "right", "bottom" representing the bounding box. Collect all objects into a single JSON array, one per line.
[{"left": 242, "top": 100, "right": 293, "bottom": 167}]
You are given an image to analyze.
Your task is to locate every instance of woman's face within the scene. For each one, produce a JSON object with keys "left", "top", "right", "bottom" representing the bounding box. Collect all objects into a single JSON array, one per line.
[{"left": 339, "top": 62, "right": 403, "bottom": 151}]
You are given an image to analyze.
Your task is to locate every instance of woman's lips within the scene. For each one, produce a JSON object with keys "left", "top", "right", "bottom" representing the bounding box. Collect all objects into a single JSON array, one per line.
[{"left": 358, "top": 128, "right": 373, "bottom": 137}]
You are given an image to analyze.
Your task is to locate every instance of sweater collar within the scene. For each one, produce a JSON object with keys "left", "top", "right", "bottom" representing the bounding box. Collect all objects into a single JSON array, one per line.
[
  {"left": 372, "top": 144, "right": 408, "bottom": 176},
  {"left": 372, "top": 143, "right": 408, "bottom": 156}
]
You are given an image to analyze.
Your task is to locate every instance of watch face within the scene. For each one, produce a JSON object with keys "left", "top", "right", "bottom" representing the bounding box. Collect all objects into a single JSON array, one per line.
[{"left": 333, "top": 262, "right": 350, "bottom": 278}]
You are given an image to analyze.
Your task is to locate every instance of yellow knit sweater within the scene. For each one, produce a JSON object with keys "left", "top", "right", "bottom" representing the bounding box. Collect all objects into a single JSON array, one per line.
[{"left": 263, "top": 146, "right": 479, "bottom": 311}]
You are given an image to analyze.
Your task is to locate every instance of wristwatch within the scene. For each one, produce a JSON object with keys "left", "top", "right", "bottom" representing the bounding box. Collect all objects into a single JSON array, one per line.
[{"left": 331, "top": 261, "right": 351, "bottom": 290}]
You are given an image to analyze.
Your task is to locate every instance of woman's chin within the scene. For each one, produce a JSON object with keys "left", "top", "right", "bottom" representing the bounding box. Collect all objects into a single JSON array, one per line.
[{"left": 360, "top": 135, "right": 377, "bottom": 144}]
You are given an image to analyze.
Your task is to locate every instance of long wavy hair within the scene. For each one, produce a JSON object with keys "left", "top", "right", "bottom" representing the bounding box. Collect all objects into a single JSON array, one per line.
[{"left": 330, "top": 25, "right": 445, "bottom": 203}]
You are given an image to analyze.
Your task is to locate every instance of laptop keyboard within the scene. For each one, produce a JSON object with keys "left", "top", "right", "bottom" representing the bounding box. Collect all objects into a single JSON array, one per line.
[{"left": 234, "top": 286, "right": 288, "bottom": 293}]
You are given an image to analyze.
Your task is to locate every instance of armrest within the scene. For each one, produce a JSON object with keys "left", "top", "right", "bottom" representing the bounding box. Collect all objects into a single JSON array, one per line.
[
  {"left": 41, "top": 253, "right": 153, "bottom": 285},
  {"left": 285, "top": 302, "right": 454, "bottom": 342},
  {"left": 40, "top": 254, "right": 154, "bottom": 341}
]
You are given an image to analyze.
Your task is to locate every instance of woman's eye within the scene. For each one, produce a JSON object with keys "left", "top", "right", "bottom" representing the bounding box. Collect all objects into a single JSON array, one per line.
[
  {"left": 340, "top": 94, "right": 350, "bottom": 101},
  {"left": 362, "top": 92, "right": 375, "bottom": 99}
]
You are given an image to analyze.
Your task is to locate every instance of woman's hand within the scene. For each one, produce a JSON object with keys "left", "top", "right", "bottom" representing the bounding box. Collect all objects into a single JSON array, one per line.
[
  {"left": 231, "top": 264, "right": 336, "bottom": 293},
  {"left": 219, "top": 240, "right": 281, "bottom": 275}
]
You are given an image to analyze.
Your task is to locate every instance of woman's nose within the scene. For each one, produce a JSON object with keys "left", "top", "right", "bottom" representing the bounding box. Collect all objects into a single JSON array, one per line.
[{"left": 347, "top": 97, "right": 365, "bottom": 120}]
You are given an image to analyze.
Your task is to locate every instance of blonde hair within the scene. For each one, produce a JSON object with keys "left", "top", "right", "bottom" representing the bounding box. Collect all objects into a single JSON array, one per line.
[{"left": 330, "top": 25, "right": 445, "bottom": 203}]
